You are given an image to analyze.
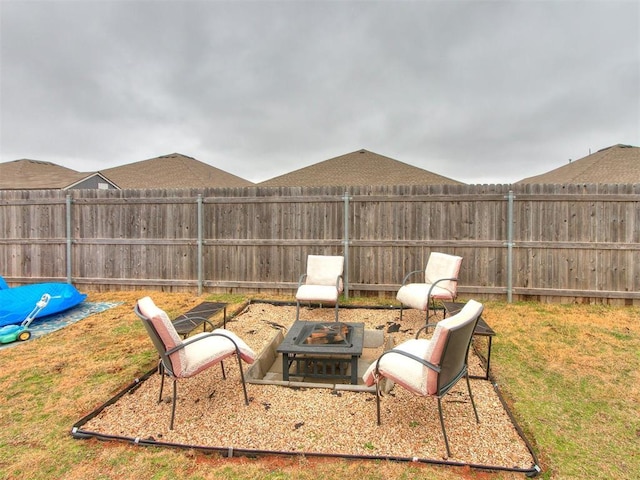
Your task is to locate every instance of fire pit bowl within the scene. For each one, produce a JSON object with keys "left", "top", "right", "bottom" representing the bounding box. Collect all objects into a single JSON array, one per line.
[{"left": 294, "top": 322, "right": 352, "bottom": 346}]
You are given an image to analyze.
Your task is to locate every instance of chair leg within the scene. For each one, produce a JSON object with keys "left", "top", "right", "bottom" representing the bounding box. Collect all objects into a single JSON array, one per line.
[
  {"left": 158, "top": 362, "right": 165, "bottom": 404},
  {"left": 425, "top": 303, "right": 431, "bottom": 331},
  {"left": 166, "top": 356, "right": 251, "bottom": 431},
  {"left": 437, "top": 397, "right": 452, "bottom": 458},
  {"left": 169, "top": 379, "right": 177, "bottom": 430},
  {"left": 235, "top": 351, "right": 250, "bottom": 405},
  {"left": 465, "top": 373, "right": 480, "bottom": 423},
  {"left": 399, "top": 304, "right": 404, "bottom": 322},
  {"left": 375, "top": 382, "right": 382, "bottom": 426},
  {"left": 334, "top": 302, "right": 339, "bottom": 322},
  {"left": 296, "top": 301, "right": 301, "bottom": 321}
]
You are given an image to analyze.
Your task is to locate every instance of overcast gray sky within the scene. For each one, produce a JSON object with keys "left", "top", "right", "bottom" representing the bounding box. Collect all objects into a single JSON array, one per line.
[{"left": 1, "top": 0, "right": 638, "bottom": 184}]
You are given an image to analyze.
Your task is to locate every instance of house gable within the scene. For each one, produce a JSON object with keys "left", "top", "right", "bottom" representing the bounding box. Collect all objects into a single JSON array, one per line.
[
  {"left": 258, "top": 149, "right": 464, "bottom": 187},
  {"left": 517, "top": 144, "right": 640, "bottom": 184},
  {"left": 99, "top": 153, "right": 254, "bottom": 189},
  {"left": 0, "top": 159, "right": 90, "bottom": 190}
]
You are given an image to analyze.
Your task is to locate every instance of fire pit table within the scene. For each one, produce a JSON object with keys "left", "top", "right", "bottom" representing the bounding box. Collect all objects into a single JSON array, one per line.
[{"left": 277, "top": 321, "right": 365, "bottom": 385}]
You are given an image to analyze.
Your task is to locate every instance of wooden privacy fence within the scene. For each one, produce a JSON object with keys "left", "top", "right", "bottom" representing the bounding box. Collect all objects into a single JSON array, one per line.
[{"left": 1, "top": 183, "right": 639, "bottom": 304}]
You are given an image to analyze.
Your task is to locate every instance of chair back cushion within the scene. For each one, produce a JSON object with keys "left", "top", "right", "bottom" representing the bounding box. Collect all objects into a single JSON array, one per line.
[
  {"left": 136, "top": 296, "right": 186, "bottom": 376},
  {"left": 424, "top": 252, "right": 462, "bottom": 297},
  {"left": 425, "top": 299, "right": 483, "bottom": 394},
  {"left": 305, "top": 255, "right": 344, "bottom": 291}
]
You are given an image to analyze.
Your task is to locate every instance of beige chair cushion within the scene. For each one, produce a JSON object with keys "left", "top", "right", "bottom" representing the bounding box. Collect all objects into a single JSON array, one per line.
[
  {"left": 424, "top": 252, "right": 462, "bottom": 294},
  {"left": 210, "top": 329, "right": 256, "bottom": 364},
  {"left": 304, "top": 255, "right": 344, "bottom": 290},
  {"left": 422, "top": 299, "right": 480, "bottom": 394},
  {"left": 296, "top": 285, "right": 340, "bottom": 303},
  {"left": 396, "top": 283, "right": 457, "bottom": 310},
  {"left": 180, "top": 329, "right": 256, "bottom": 377},
  {"left": 137, "top": 296, "right": 187, "bottom": 376},
  {"left": 362, "top": 338, "right": 432, "bottom": 394}
]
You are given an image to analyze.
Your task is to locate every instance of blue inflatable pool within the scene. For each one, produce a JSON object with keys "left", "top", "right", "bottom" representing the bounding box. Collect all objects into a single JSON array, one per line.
[{"left": 0, "top": 277, "right": 87, "bottom": 327}]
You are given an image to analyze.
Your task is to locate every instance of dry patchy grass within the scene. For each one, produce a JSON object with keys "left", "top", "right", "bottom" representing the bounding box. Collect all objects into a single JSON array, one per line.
[
  {"left": 0, "top": 291, "right": 638, "bottom": 479},
  {"left": 484, "top": 302, "right": 640, "bottom": 479}
]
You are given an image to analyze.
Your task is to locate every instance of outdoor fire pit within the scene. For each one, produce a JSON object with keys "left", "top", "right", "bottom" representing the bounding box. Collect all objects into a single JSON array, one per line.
[
  {"left": 277, "top": 321, "right": 365, "bottom": 384},
  {"left": 296, "top": 322, "right": 351, "bottom": 346}
]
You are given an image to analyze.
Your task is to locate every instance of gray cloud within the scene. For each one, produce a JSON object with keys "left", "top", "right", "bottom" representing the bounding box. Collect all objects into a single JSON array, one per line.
[{"left": 1, "top": 0, "right": 638, "bottom": 184}]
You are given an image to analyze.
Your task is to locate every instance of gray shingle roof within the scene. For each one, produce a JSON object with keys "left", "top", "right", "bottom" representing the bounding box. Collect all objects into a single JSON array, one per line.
[
  {"left": 516, "top": 144, "right": 640, "bottom": 184},
  {"left": 99, "top": 153, "right": 254, "bottom": 189},
  {"left": 0, "top": 159, "right": 91, "bottom": 189},
  {"left": 258, "top": 149, "right": 464, "bottom": 187}
]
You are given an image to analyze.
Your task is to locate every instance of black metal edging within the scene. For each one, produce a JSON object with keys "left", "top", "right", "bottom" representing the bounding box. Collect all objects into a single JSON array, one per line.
[
  {"left": 71, "top": 300, "right": 542, "bottom": 477},
  {"left": 487, "top": 369, "right": 542, "bottom": 477},
  {"left": 71, "top": 368, "right": 157, "bottom": 429},
  {"left": 247, "top": 298, "right": 404, "bottom": 311}
]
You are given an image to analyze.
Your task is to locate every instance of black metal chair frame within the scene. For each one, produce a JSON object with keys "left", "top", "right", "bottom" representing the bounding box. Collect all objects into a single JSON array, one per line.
[
  {"left": 134, "top": 304, "right": 250, "bottom": 430},
  {"left": 373, "top": 308, "right": 481, "bottom": 457}
]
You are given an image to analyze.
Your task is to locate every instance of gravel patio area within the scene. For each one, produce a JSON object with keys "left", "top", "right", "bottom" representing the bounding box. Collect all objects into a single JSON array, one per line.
[{"left": 75, "top": 302, "right": 537, "bottom": 472}]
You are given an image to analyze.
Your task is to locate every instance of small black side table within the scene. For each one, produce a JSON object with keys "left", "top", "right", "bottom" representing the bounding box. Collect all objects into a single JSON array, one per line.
[
  {"left": 442, "top": 301, "right": 495, "bottom": 380},
  {"left": 172, "top": 302, "right": 228, "bottom": 338}
]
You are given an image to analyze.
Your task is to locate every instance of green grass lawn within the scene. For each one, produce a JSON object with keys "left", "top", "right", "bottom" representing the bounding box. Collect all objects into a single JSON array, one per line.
[{"left": 0, "top": 292, "right": 638, "bottom": 479}]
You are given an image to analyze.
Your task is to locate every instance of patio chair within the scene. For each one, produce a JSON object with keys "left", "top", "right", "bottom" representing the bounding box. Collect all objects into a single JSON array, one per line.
[
  {"left": 135, "top": 296, "right": 256, "bottom": 430},
  {"left": 362, "top": 299, "right": 483, "bottom": 458},
  {"left": 396, "top": 252, "right": 462, "bottom": 323},
  {"left": 295, "top": 254, "right": 344, "bottom": 321}
]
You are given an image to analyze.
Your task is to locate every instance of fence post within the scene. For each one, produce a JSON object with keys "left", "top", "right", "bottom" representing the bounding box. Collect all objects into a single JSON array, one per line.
[
  {"left": 342, "top": 190, "right": 351, "bottom": 300},
  {"left": 197, "top": 194, "right": 203, "bottom": 296},
  {"left": 66, "top": 194, "right": 72, "bottom": 284},
  {"left": 505, "top": 190, "right": 515, "bottom": 302}
]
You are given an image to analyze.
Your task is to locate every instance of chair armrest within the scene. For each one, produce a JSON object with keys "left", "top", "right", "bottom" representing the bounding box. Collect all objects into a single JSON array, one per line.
[
  {"left": 401, "top": 270, "right": 423, "bottom": 286},
  {"left": 297, "top": 273, "right": 308, "bottom": 287},
  {"left": 336, "top": 274, "right": 344, "bottom": 291},
  {"left": 415, "top": 323, "right": 438, "bottom": 339},
  {"left": 165, "top": 331, "right": 242, "bottom": 356},
  {"left": 426, "top": 277, "right": 458, "bottom": 298},
  {"left": 374, "top": 347, "right": 440, "bottom": 376}
]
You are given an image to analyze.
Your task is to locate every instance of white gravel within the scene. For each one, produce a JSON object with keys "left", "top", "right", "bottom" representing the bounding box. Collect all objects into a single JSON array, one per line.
[{"left": 82, "top": 303, "right": 535, "bottom": 468}]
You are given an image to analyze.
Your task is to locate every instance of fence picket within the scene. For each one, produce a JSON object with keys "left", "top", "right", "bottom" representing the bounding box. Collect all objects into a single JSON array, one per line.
[{"left": 0, "top": 184, "right": 639, "bottom": 303}]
